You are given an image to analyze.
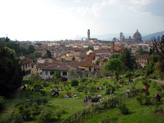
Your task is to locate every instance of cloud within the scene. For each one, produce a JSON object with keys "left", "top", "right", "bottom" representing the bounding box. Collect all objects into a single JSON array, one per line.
[{"left": 74, "top": 0, "right": 156, "bottom": 17}]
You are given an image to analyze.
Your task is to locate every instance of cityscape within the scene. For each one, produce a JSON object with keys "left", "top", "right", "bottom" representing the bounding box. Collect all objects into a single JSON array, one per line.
[{"left": 0, "top": 0, "right": 164, "bottom": 123}]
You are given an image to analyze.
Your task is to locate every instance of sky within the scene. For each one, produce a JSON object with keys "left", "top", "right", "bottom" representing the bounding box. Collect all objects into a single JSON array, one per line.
[{"left": 0, "top": 0, "right": 164, "bottom": 41}]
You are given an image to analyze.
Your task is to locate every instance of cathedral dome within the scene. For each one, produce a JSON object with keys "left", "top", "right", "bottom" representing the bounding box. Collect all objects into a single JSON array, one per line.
[{"left": 133, "top": 29, "right": 142, "bottom": 42}]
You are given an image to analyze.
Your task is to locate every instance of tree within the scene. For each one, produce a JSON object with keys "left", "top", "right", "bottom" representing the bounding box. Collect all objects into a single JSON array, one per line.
[
  {"left": 88, "top": 45, "right": 94, "bottom": 50},
  {"left": 28, "top": 45, "right": 35, "bottom": 54},
  {"left": 4, "top": 41, "right": 20, "bottom": 55},
  {"left": 110, "top": 54, "right": 120, "bottom": 59},
  {"left": 103, "top": 58, "right": 124, "bottom": 81},
  {"left": 53, "top": 71, "right": 61, "bottom": 81},
  {"left": 0, "top": 47, "right": 23, "bottom": 97},
  {"left": 34, "top": 51, "right": 42, "bottom": 58},
  {"left": 139, "top": 47, "right": 144, "bottom": 55},
  {"left": 120, "top": 48, "right": 136, "bottom": 70},
  {"left": 46, "top": 50, "right": 52, "bottom": 58},
  {"left": 72, "top": 56, "right": 75, "bottom": 61},
  {"left": 153, "top": 35, "right": 164, "bottom": 72}
]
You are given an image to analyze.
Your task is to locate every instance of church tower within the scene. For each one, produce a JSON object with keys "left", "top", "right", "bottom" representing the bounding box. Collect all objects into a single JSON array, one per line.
[{"left": 87, "top": 29, "right": 90, "bottom": 41}]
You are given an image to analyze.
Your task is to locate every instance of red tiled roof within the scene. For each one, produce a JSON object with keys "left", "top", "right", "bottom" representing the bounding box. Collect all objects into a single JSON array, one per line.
[
  {"left": 41, "top": 63, "right": 75, "bottom": 71},
  {"left": 20, "top": 58, "right": 32, "bottom": 64},
  {"left": 70, "top": 61, "right": 94, "bottom": 67}
]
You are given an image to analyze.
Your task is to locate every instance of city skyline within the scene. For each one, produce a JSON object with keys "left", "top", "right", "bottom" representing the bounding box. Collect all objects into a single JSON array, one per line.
[{"left": 0, "top": 0, "right": 164, "bottom": 41}]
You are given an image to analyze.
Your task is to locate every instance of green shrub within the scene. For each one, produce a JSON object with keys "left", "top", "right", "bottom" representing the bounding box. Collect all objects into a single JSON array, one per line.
[
  {"left": 136, "top": 93, "right": 144, "bottom": 105},
  {"left": 77, "top": 84, "right": 87, "bottom": 92},
  {"left": 31, "top": 103, "right": 41, "bottom": 116},
  {"left": 125, "top": 71, "right": 133, "bottom": 78},
  {"left": 38, "top": 108, "right": 53, "bottom": 122},
  {"left": 152, "top": 82, "right": 157, "bottom": 88},
  {"left": 61, "top": 108, "right": 66, "bottom": 114},
  {"left": 33, "top": 83, "right": 43, "bottom": 92},
  {"left": 130, "top": 89, "right": 140, "bottom": 97},
  {"left": 56, "top": 110, "right": 63, "bottom": 119},
  {"left": 11, "top": 114, "right": 24, "bottom": 123},
  {"left": 118, "top": 79, "right": 125, "bottom": 85},
  {"left": 22, "top": 79, "right": 33, "bottom": 85},
  {"left": 42, "top": 97, "right": 48, "bottom": 105},
  {"left": 36, "top": 98, "right": 42, "bottom": 105},
  {"left": 0, "top": 96, "right": 5, "bottom": 111},
  {"left": 23, "top": 107, "right": 32, "bottom": 120},
  {"left": 80, "top": 78, "right": 88, "bottom": 83},
  {"left": 71, "top": 79, "right": 79, "bottom": 87},
  {"left": 159, "top": 72, "right": 164, "bottom": 80},
  {"left": 118, "top": 103, "right": 129, "bottom": 115},
  {"left": 156, "top": 86, "right": 162, "bottom": 92}
]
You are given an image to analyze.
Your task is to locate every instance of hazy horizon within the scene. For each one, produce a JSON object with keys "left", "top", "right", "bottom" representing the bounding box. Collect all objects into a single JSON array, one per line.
[{"left": 0, "top": 0, "right": 164, "bottom": 41}]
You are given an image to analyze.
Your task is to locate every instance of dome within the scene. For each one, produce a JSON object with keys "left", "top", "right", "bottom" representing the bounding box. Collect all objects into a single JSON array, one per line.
[{"left": 133, "top": 29, "right": 142, "bottom": 42}]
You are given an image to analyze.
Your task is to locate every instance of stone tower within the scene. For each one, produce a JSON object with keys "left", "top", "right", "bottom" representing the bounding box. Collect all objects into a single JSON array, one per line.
[
  {"left": 87, "top": 29, "right": 90, "bottom": 41},
  {"left": 120, "top": 32, "right": 123, "bottom": 41}
]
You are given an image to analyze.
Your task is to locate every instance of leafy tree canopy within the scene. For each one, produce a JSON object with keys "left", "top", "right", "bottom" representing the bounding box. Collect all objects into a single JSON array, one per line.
[
  {"left": 0, "top": 47, "right": 23, "bottom": 97},
  {"left": 103, "top": 58, "right": 124, "bottom": 81},
  {"left": 46, "top": 50, "right": 52, "bottom": 58},
  {"left": 119, "top": 48, "right": 136, "bottom": 71},
  {"left": 28, "top": 45, "right": 35, "bottom": 54},
  {"left": 53, "top": 71, "right": 61, "bottom": 81}
]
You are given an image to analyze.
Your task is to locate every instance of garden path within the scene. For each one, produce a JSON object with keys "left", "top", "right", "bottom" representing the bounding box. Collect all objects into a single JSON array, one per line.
[
  {"left": 149, "top": 79, "right": 164, "bottom": 85},
  {"left": 0, "top": 86, "right": 23, "bottom": 121}
]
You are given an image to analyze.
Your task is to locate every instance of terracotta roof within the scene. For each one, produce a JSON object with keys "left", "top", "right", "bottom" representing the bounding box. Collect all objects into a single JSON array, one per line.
[
  {"left": 70, "top": 61, "right": 94, "bottom": 67},
  {"left": 41, "top": 63, "right": 75, "bottom": 71},
  {"left": 136, "top": 54, "right": 149, "bottom": 59},
  {"left": 20, "top": 58, "right": 32, "bottom": 64}
]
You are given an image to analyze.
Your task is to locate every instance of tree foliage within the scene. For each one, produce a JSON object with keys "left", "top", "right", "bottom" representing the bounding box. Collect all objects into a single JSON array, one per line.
[
  {"left": 28, "top": 45, "right": 35, "bottom": 54},
  {"left": 120, "top": 48, "right": 136, "bottom": 70},
  {"left": 153, "top": 35, "right": 164, "bottom": 72},
  {"left": 4, "top": 41, "right": 28, "bottom": 56},
  {"left": 0, "top": 47, "right": 23, "bottom": 97},
  {"left": 53, "top": 71, "right": 61, "bottom": 81},
  {"left": 103, "top": 58, "right": 124, "bottom": 81},
  {"left": 46, "top": 50, "right": 52, "bottom": 58}
]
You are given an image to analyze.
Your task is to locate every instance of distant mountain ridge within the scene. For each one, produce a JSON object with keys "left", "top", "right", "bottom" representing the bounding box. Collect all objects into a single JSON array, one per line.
[{"left": 142, "top": 31, "right": 164, "bottom": 41}]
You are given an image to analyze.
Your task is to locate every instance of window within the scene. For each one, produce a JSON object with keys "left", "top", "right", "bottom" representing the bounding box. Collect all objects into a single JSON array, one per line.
[
  {"left": 89, "top": 67, "right": 91, "bottom": 71},
  {"left": 50, "top": 71, "right": 54, "bottom": 75},
  {"left": 63, "top": 72, "right": 67, "bottom": 76},
  {"left": 46, "top": 71, "right": 48, "bottom": 75}
]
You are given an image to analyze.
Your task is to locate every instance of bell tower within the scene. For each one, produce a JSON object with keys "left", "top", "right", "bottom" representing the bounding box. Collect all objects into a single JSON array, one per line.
[{"left": 87, "top": 29, "right": 90, "bottom": 41}]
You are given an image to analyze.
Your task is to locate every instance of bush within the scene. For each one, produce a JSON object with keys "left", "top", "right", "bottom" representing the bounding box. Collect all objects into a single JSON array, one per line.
[
  {"left": 71, "top": 79, "right": 79, "bottom": 87},
  {"left": 38, "top": 108, "right": 53, "bottom": 122},
  {"left": 136, "top": 93, "right": 144, "bottom": 105},
  {"left": 80, "top": 78, "right": 88, "bottom": 83},
  {"left": 118, "top": 103, "right": 129, "bottom": 115},
  {"left": 42, "top": 97, "right": 48, "bottom": 105},
  {"left": 0, "top": 96, "right": 5, "bottom": 111},
  {"left": 156, "top": 86, "right": 162, "bottom": 92},
  {"left": 77, "top": 84, "right": 87, "bottom": 92},
  {"left": 36, "top": 98, "right": 42, "bottom": 105},
  {"left": 130, "top": 89, "right": 140, "bottom": 97},
  {"left": 118, "top": 79, "right": 125, "bottom": 85},
  {"left": 152, "top": 82, "right": 157, "bottom": 88},
  {"left": 33, "top": 83, "right": 43, "bottom": 92},
  {"left": 11, "top": 114, "right": 24, "bottom": 123},
  {"left": 56, "top": 110, "right": 63, "bottom": 119},
  {"left": 125, "top": 71, "right": 133, "bottom": 78},
  {"left": 23, "top": 107, "right": 32, "bottom": 120}
]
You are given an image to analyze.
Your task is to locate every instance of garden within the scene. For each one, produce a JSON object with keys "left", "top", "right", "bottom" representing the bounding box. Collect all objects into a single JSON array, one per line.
[{"left": 0, "top": 72, "right": 164, "bottom": 123}]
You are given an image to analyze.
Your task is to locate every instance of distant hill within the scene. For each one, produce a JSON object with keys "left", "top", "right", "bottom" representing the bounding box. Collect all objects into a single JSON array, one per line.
[{"left": 143, "top": 31, "right": 164, "bottom": 41}]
